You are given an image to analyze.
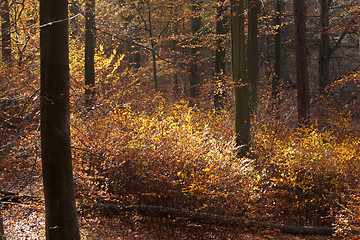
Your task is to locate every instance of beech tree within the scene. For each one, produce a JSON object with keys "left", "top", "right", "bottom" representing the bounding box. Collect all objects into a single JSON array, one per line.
[
  {"left": 40, "top": 0, "right": 80, "bottom": 238},
  {"left": 319, "top": 0, "right": 330, "bottom": 92},
  {"left": 85, "top": 0, "right": 96, "bottom": 107},
  {"left": 1, "top": 0, "right": 11, "bottom": 63},
  {"left": 121, "top": 1, "right": 140, "bottom": 71},
  {"left": 214, "top": 0, "right": 227, "bottom": 111},
  {"left": 247, "top": 0, "right": 260, "bottom": 113},
  {"left": 231, "top": 0, "right": 250, "bottom": 157},
  {"left": 294, "top": 0, "right": 310, "bottom": 125},
  {"left": 189, "top": 0, "right": 202, "bottom": 106},
  {"left": 273, "top": 0, "right": 282, "bottom": 100},
  {"left": 147, "top": 0, "right": 158, "bottom": 89}
]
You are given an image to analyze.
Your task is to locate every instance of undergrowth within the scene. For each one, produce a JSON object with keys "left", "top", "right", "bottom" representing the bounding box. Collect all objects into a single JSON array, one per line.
[{"left": 1, "top": 45, "right": 359, "bottom": 239}]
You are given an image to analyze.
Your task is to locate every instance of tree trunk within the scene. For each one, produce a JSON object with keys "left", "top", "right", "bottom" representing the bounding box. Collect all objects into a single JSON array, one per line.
[
  {"left": 40, "top": 0, "right": 80, "bottom": 237},
  {"left": 294, "top": 0, "right": 310, "bottom": 125},
  {"left": 172, "top": 21, "right": 181, "bottom": 98},
  {"left": 189, "top": 0, "right": 202, "bottom": 106},
  {"left": 214, "top": 0, "right": 227, "bottom": 112},
  {"left": 231, "top": 0, "right": 250, "bottom": 157},
  {"left": 122, "top": 1, "right": 141, "bottom": 72},
  {"left": 273, "top": 0, "right": 282, "bottom": 100},
  {"left": 247, "top": 0, "right": 260, "bottom": 114},
  {"left": 1, "top": 0, "right": 11, "bottom": 63},
  {"left": 148, "top": 0, "right": 157, "bottom": 90},
  {"left": 319, "top": 0, "right": 331, "bottom": 91},
  {"left": 85, "top": 0, "right": 96, "bottom": 108}
]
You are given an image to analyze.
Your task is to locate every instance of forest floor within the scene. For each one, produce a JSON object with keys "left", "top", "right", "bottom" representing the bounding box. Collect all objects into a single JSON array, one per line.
[
  {"left": 4, "top": 203, "right": 340, "bottom": 240},
  {"left": 82, "top": 214, "right": 341, "bottom": 240}
]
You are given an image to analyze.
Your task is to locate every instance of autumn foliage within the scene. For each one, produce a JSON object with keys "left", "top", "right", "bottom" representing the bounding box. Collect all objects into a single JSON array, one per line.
[{"left": 1, "top": 0, "right": 360, "bottom": 239}]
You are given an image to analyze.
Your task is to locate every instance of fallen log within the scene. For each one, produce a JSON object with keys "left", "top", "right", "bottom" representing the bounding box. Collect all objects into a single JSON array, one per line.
[
  {"left": 92, "top": 203, "right": 336, "bottom": 236},
  {"left": 0, "top": 191, "right": 42, "bottom": 204},
  {"left": 249, "top": 220, "right": 335, "bottom": 235},
  {"left": 0, "top": 191, "right": 336, "bottom": 236}
]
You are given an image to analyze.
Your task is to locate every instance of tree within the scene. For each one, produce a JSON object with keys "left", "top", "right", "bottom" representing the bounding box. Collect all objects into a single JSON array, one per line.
[
  {"left": 319, "top": 0, "right": 330, "bottom": 92},
  {"left": 1, "top": 0, "right": 11, "bottom": 63},
  {"left": 294, "top": 0, "right": 310, "bottom": 125},
  {"left": 214, "top": 0, "right": 228, "bottom": 111},
  {"left": 231, "top": 0, "right": 250, "bottom": 157},
  {"left": 121, "top": 1, "right": 141, "bottom": 72},
  {"left": 85, "top": 0, "right": 96, "bottom": 108},
  {"left": 247, "top": 0, "right": 260, "bottom": 114},
  {"left": 189, "top": 0, "right": 202, "bottom": 106},
  {"left": 172, "top": 20, "right": 181, "bottom": 98},
  {"left": 273, "top": 0, "right": 282, "bottom": 100},
  {"left": 147, "top": 0, "right": 158, "bottom": 89},
  {"left": 40, "top": 0, "right": 81, "bottom": 238}
]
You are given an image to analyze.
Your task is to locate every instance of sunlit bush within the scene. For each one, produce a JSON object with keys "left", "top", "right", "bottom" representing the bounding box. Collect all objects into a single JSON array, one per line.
[
  {"left": 71, "top": 94, "right": 252, "bottom": 215},
  {"left": 251, "top": 119, "right": 360, "bottom": 226}
]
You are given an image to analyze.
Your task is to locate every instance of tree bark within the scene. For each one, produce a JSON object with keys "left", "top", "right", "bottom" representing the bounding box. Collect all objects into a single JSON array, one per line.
[
  {"left": 122, "top": 1, "right": 141, "bottom": 72},
  {"left": 1, "top": 0, "right": 11, "bottom": 64},
  {"left": 214, "top": 0, "right": 228, "bottom": 112},
  {"left": 231, "top": 0, "right": 250, "bottom": 157},
  {"left": 319, "top": 0, "right": 331, "bottom": 91},
  {"left": 189, "top": 0, "right": 202, "bottom": 106},
  {"left": 148, "top": 0, "right": 158, "bottom": 90},
  {"left": 172, "top": 21, "right": 181, "bottom": 98},
  {"left": 85, "top": 0, "right": 96, "bottom": 108},
  {"left": 40, "top": 0, "right": 80, "bottom": 237},
  {"left": 294, "top": 0, "right": 310, "bottom": 125},
  {"left": 273, "top": 0, "right": 282, "bottom": 100},
  {"left": 247, "top": 0, "right": 260, "bottom": 114}
]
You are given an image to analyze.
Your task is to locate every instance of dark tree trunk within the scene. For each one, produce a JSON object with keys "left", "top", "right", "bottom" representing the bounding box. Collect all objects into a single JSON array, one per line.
[
  {"left": 189, "top": 0, "right": 202, "bottom": 106},
  {"left": 172, "top": 21, "right": 181, "bottom": 98},
  {"left": 231, "top": 0, "right": 250, "bottom": 157},
  {"left": 319, "top": 0, "right": 331, "bottom": 91},
  {"left": 1, "top": 0, "right": 11, "bottom": 63},
  {"left": 214, "top": 0, "right": 227, "bottom": 111},
  {"left": 85, "top": 0, "right": 96, "bottom": 108},
  {"left": 148, "top": 0, "right": 157, "bottom": 90},
  {"left": 273, "top": 0, "right": 282, "bottom": 100},
  {"left": 40, "top": 0, "right": 80, "bottom": 237},
  {"left": 247, "top": 0, "right": 260, "bottom": 114},
  {"left": 294, "top": 0, "right": 310, "bottom": 125}
]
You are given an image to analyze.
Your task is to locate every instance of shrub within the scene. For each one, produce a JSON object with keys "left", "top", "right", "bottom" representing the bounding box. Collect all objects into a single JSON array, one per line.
[{"left": 71, "top": 96, "right": 252, "bottom": 215}]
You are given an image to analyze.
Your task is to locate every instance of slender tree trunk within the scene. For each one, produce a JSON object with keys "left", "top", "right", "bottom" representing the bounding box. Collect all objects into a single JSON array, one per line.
[
  {"left": 40, "top": 0, "right": 80, "bottom": 238},
  {"left": 85, "top": 0, "right": 96, "bottom": 108},
  {"left": 294, "top": 0, "right": 310, "bottom": 125},
  {"left": 1, "top": 0, "right": 11, "bottom": 64},
  {"left": 273, "top": 0, "right": 282, "bottom": 100},
  {"left": 319, "top": 0, "right": 330, "bottom": 91},
  {"left": 231, "top": 0, "right": 250, "bottom": 157},
  {"left": 148, "top": 0, "right": 157, "bottom": 90},
  {"left": 189, "top": 0, "right": 202, "bottom": 106},
  {"left": 280, "top": 27, "right": 292, "bottom": 88},
  {"left": 122, "top": 1, "right": 140, "bottom": 72},
  {"left": 247, "top": 0, "right": 260, "bottom": 114},
  {"left": 125, "top": 38, "right": 140, "bottom": 72},
  {"left": 173, "top": 21, "right": 180, "bottom": 98},
  {"left": 214, "top": 0, "right": 227, "bottom": 111},
  {"left": 132, "top": 37, "right": 141, "bottom": 70}
]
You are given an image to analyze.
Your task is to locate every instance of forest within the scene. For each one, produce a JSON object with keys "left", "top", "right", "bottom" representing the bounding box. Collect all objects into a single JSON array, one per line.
[{"left": 0, "top": 0, "right": 359, "bottom": 239}]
